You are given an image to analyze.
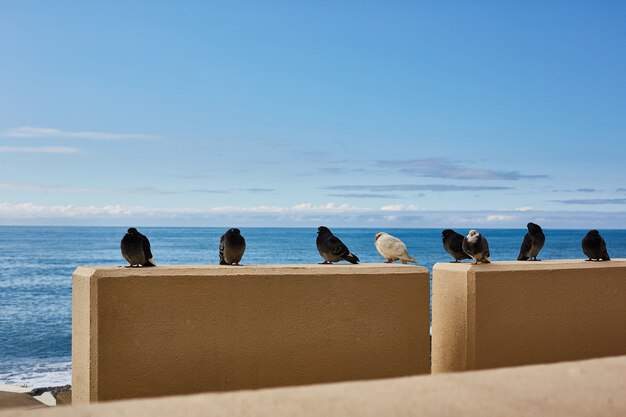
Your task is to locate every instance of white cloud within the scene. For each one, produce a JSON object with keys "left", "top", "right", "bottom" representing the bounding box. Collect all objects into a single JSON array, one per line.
[
  {"left": 2, "top": 202, "right": 626, "bottom": 229},
  {"left": 380, "top": 204, "right": 420, "bottom": 212},
  {"left": 0, "top": 203, "right": 200, "bottom": 218},
  {"left": 0, "top": 146, "right": 81, "bottom": 154},
  {"left": 206, "top": 203, "right": 370, "bottom": 215},
  {"left": 485, "top": 214, "right": 516, "bottom": 222},
  {"left": 515, "top": 206, "right": 533, "bottom": 212},
  {"left": 0, "top": 202, "right": 530, "bottom": 222},
  {"left": 445, "top": 213, "right": 519, "bottom": 224},
  {"left": 208, "top": 205, "right": 289, "bottom": 214},
  {"left": 3, "top": 126, "right": 158, "bottom": 141},
  {"left": 0, "top": 202, "right": 371, "bottom": 219},
  {"left": 291, "top": 203, "right": 370, "bottom": 213}
]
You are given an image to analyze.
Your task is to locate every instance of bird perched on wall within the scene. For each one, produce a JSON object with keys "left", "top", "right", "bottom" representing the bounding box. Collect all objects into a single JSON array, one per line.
[
  {"left": 582, "top": 230, "right": 610, "bottom": 261},
  {"left": 121, "top": 227, "right": 156, "bottom": 267},
  {"left": 517, "top": 222, "right": 546, "bottom": 261},
  {"left": 316, "top": 226, "right": 359, "bottom": 264},
  {"left": 374, "top": 232, "right": 417, "bottom": 264},
  {"left": 441, "top": 229, "right": 472, "bottom": 263},
  {"left": 219, "top": 228, "right": 246, "bottom": 265},
  {"left": 462, "top": 230, "right": 491, "bottom": 264}
]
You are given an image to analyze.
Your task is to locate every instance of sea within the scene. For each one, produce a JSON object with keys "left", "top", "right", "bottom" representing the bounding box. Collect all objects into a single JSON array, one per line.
[{"left": 1, "top": 226, "right": 624, "bottom": 387}]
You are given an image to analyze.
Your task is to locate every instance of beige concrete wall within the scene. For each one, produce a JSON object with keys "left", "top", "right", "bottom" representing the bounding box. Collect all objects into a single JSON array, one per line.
[
  {"left": 71, "top": 269, "right": 92, "bottom": 403},
  {"left": 8, "top": 356, "right": 626, "bottom": 417},
  {"left": 72, "top": 264, "right": 430, "bottom": 403},
  {"left": 432, "top": 260, "right": 626, "bottom": 373}
]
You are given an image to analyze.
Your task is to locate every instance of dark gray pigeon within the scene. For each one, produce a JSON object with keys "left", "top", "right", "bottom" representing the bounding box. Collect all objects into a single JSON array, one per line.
[
  {"left": 219, "top": 228, "right": 246, "bottom": 265},
  {"left": 121, "top": 227, "right": 155, "bottom": 267},
  {"left": 442, "top": 229, "right": 471, "bottom": 262},
  {"left": 462, "top": 229, "right": 491, "bottom": 264},
  {"left": 582, "top": 230, "right": 610, "bottom": 261},
  {"left": 517, "top": 222, "right": 546, "bottom": 261},
  {"left": 316, "top": 226, "right": 359, "bottom": 264}
]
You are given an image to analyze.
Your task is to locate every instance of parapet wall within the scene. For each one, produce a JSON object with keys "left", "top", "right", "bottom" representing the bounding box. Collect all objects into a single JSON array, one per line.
[
  {"left": 72, "top": 264, "right": 430, "bottom": 403},
  {"left": 8, "top": 356, "right": 626, "bottom": 417},
  {"left": 432, "top": 260, "right": 626, "bottom": 373}
]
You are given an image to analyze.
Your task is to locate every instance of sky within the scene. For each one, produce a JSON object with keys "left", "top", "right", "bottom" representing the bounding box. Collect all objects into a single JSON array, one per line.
[{"left": 0, "top": 1, "right": 625, "bottom": 228}]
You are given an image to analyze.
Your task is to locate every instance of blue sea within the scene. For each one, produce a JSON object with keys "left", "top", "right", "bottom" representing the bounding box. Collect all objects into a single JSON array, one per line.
[{"left": 1, "top": 226, "right": 624, "bottom": 387}]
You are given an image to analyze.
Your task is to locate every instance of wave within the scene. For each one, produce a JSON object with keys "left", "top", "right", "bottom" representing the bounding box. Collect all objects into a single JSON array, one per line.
[{"left": 0, "top": 357, "right": 71, "bottom": 387}]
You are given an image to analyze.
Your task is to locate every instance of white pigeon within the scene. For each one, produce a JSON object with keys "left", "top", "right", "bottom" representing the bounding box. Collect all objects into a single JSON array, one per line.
[{"left": 374, "top": 232, "right": 417, "bottom": 264}]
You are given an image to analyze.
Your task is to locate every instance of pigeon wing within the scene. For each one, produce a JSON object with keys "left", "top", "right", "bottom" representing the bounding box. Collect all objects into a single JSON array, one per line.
[
  {"left": 219, "top": 234, "right": 226, "bottom": 265},
  {"left": 481, "top": 236, "right": 491, "bottom": 262},
  {"left": 581, "top": 237, "right": 592, "bottom": 258},
  {"left": 120, "top": 234, "right": 132, "bottom": 263},
  {"left": 328, "top": 235, "right": 349, "bottom": 257},
  {"left": 600, "top": 237, "right": 611, "bottom": 260},
  {"left": 450, "top": 233, "right": 471, "bottom": 259},
  {"left": 142, "top": 235, "right": 153, "bottom": 260},
  {"left": 461, "top": 237, "right": 470, "bottom": 257},
  {"left": 518, "top": 233, "right": 532, "bottom": 260},
  {"left": 140, "top": 234, "right": 155, "bottom": 266},
  {"left": 386, "top": 237, "right": 408, "bottom": 258}
]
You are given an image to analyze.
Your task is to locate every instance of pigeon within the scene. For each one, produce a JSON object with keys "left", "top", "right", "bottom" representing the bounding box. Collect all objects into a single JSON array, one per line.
[
  {"left": 219, "top": 228, "right": 246, "bottom": 265},
  {"left": 316, "top": 226, "right": 359, "bottom": 264},
  {"left": 517, "top": 222, "right": 546, "bottom": 261},
  {"left": 442, "top": 229, "right": 472, "bottom": 262},
  {"left": 582, "top": 230, "right": 610, "bottom": 261},
  {"left": 121, "top": 227, "right": 156, "bottom": 267},
  {"left": 462, "top": 230, "right": 491, "bottom": 264},
  {"left": 374, "top": 232, "right": 417, "bottom": 264}
]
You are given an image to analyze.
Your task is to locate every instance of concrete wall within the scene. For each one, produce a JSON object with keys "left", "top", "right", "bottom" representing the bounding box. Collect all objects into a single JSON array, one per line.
[
  {"left": 432, "top": 260, "right": 626, "bottom": 373},
  {"left": 7, "top": 356, "right": 626, "bottom": 417},
  {"left": 72, "top": 264, "right": 430, "bottom": 403}
]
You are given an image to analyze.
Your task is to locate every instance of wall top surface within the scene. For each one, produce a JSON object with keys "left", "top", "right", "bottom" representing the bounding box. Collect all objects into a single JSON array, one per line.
[
  {"left": 74, "top": 263, "right": 429, "bottom": 279},
  {"left": 433, "top": 259, "right": 626, "bottom": 273}
]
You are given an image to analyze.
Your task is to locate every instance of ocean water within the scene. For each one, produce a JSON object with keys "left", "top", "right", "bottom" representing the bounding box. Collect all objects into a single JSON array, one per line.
[{"left": 0, "top": 226, "right": 624, "bottom": 387}]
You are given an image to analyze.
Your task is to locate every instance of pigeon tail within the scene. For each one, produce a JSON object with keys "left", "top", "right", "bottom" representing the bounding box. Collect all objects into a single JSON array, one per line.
[
  {"left": 401, "top": 255, "right": 417, "bottom": 264},
  {"left": 343, "top": 253, "right": 360, "bottom": 264},
  {"left": 144, "top": 258, "right": 156, "bottom": 267}
]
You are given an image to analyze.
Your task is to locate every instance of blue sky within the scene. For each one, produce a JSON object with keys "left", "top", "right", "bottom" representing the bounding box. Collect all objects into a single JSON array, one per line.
[{"left": 1, "top": 1, "right": 625, "bottom": 227}]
